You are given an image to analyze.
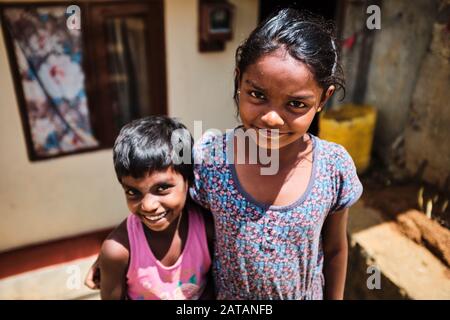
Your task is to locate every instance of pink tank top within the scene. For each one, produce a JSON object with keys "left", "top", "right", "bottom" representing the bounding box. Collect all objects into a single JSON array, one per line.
[{"left": 126, "top": 206, "right": 211, "bottom": 300}]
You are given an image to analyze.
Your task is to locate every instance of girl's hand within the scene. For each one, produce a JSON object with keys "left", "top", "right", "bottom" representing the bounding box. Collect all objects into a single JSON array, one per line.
[{"left": 84, "top": 257, "right": 101, "bottom": 290}]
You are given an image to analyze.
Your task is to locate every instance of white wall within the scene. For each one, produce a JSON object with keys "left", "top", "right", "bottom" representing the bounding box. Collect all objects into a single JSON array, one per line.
[
  {"left": 165, "top": 0, "right": 257, "bottom": 133},
  {"left": 0, "top": 29, "right": 127, "bottom": 251},
  {"left": 0, "top": 0, "right": 258, "bottom": 252}
]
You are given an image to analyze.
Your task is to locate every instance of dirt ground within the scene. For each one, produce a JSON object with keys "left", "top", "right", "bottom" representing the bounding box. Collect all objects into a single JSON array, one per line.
[{"left": 360, "top": 164, "right": 450, "bottom": 268}]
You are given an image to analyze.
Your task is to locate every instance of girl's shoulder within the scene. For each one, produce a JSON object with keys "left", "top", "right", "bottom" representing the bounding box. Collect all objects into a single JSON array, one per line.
[
  {"left": 313, "top": 135, "right": 355, "bottom": 167},
  {"left": 184, "top": 200, "right": 214, "bottom": 258},
  {"left": 313, "top": 137, "right": 363, "bottom": 212},
  {"left": 100, "top": 219, "right": 130, "bottom": 266},
  {"left": 193, "top": 129, "right": 228, "bottom": 164},
  {"left": 196, "top": 129, "right": 226, "bottom": 146},
  {"left": 187, "top": 201, "right": 214, "bottom": 240},
  {"left": 98, "top": 219, "right": 129, "bottom": 299}
]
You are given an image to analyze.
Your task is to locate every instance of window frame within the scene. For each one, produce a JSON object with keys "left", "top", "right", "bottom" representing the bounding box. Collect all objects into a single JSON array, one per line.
[{"left": 0, "top": 0, "right": 167, "bottom": 160}]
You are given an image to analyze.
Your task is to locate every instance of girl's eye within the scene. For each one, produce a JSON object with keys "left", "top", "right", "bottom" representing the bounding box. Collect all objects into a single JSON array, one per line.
[
  {"left": 125, "top": 189, "right": 139, "bottom": 197},
  {"left": 156, "top": 184, "right": 171, "bottom": 193},
  {"left": 249, "top": 91, "right": 266, "bottom": 100},
  {"left": 288, "top": 101, "right": 307, "bottom": 109}
]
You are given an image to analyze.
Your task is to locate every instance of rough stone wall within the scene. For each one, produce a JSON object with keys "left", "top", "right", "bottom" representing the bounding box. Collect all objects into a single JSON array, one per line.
[
  {"left": 338, "top": 0, "right": 439, "bottom": 167},
  {"left": 404, "top": 0, "right": 450, "bottom": 189}
]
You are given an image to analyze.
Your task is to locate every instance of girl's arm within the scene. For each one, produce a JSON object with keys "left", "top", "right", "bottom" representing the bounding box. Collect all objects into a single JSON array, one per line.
[
  {"left": 321, "top": 208, "right": 349, "bottom": 300},
  {"left": 98, "top": 220, "right": 129, "bottom": 300},
  {"left": 199, "top": 207, "right": 216, "bottom": 299},
  {"left": 84, "top": 256, "right": 100, "bottom": 289}
]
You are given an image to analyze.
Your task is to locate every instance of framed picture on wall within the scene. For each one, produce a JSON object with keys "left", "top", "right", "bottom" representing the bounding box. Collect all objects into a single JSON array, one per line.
[{"left": 0, "top": 4, "right": 99, "bottom": 160}]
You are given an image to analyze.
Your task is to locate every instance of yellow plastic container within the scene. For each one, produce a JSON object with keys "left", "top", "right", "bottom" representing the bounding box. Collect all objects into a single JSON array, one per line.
[{"left": 319, "top": 104, "right": 377, "bottom": 174}]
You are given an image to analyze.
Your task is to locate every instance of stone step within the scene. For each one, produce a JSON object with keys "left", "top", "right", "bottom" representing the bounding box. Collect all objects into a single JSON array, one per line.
[
  {"left": 345, "top": 200, "right": 450, "bottom": 299},
  {"left": 0, "top": 255, "right": 100, "bottom": 300}
]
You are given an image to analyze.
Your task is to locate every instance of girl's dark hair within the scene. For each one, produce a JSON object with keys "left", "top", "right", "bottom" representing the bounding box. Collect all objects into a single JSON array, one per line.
[
  {"left": 113, "top": 116, "right": 194, "bottom": 184},
  {"left": 234, "top": 8, "right": 345, "bottom": 106}
]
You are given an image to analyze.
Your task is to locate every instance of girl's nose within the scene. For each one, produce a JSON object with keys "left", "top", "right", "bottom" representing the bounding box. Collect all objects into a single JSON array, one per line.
[
  {"left": 260, "top": 110, "right": 285, "bottom": 128},
  {"left": 141, "top": 194, "right": 159, "bottom": 212}
]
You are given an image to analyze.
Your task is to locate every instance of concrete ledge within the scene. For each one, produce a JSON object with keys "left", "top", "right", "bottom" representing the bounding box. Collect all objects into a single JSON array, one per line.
[
  {"left": 0, "top": 255, "right": 100, "bottom": 300},
  {"left": 345, "top": 200, "right": 450, "bottom": 299}
]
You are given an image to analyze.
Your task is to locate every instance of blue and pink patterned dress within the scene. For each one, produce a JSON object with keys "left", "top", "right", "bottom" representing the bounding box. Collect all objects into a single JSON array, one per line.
[{"left": 190, "top": 128, "right": 363, "bottom": 299}]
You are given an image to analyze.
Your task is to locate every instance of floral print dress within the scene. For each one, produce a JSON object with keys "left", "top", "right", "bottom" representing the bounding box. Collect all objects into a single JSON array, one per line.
[{"left": 190, "top": 128, "right": 363, "bottom": 300}]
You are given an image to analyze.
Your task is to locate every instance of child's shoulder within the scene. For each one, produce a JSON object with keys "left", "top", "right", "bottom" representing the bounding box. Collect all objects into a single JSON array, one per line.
[
  {"left": 187, "top": 200, "right": 214, "bottom": 229},
  {"left": 100, "top": 219, "right": 129, "bottom": 265},
  {"left": 193, "top": 129, "right": 226, "bottom": 155},
  {"left": 313, "top": 135, "right": 359, "bottom": 177},
  {"left": 314, "top": 135, "right": 354, "bottom": 164},
  {"left": 187, "top": 200, "right": 214, "bottom": 254},
  {"left": 193, "top": 130, "right": 229, "bottom": 167},
  {"left": 200, "top": 129, "right": 226, "bottom": 143}
]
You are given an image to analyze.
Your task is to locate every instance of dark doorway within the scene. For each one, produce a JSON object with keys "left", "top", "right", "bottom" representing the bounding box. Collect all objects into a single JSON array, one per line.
[
  {"left": 258, "top": 0, "right": 339, "bottom": 136},
  {"left": 259, "top": 0, "right": 337, "bottom": 22}
]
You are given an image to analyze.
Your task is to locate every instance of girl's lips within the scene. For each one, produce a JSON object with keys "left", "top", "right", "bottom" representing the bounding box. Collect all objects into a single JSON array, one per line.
[
  {"left": 140, "top": 211, "right": 169, "bottom": 222},
  {"left": 253, "top": 127, "right": 290, "bottom": 139}
]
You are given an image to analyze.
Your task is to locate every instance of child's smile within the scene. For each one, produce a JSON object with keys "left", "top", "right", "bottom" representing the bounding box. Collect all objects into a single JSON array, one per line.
[{"left": 140, "top": 210, "right": 170, "bottom": 222}]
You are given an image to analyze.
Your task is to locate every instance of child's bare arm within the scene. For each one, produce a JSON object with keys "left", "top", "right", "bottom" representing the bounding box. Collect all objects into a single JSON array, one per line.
[
  {"left": 84, "top": 256, "right": 100, "bottom": 289},
  {"left": 94, "top": 219, "right": 129, "bottom": 299},
  {"left": 99, "top": 239, "right": 129, "bottom": 299},
  {"left": 321, "top": 208, "right": 349, "bottom": 300},
  {"left": 84, "top": 220, "right": 129, "bottom": 291}
]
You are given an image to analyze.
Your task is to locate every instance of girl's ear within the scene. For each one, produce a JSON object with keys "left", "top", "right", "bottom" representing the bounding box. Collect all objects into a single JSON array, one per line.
[
  {"left": 318, "top": 85, "right": 335, "bottom": 112},
  {"left": 325, "top": 85, "right": 335, "bottom": 99},
  {"left": 234, "top": 68, "right": 241, "bottom": 89},
  {"left": 234, "top": 68, "right": 242, "bottom": 105}
]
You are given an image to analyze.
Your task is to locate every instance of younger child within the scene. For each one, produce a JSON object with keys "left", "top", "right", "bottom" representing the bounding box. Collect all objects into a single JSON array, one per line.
[{"left": 97, "top": 116, "right": 214, "bottom": 300}]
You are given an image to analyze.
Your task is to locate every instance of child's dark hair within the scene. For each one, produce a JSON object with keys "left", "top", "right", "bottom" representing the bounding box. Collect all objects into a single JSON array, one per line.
[
  {"left": 113, "top": 116, "right": 194, "bottom": 184},
  {"left": 234, "top": 8, "right": 345, "bottom": 106}
]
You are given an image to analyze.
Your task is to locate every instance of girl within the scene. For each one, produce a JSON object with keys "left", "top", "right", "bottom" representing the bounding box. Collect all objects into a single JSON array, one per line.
[
  {"left": 190, "top": 8, "right": 362, "bottom": 300},
  {"left": 95, "top": 116, "right": 215, "bottom": 299}
]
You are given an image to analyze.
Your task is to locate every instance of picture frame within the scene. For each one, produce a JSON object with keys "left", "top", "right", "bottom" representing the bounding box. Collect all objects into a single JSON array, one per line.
[
  {"left": 1, "top": 3, "right": 99, "bottom": 161},
  {"left": 199, "top": 0, "right": 234, "bottom": 52}
]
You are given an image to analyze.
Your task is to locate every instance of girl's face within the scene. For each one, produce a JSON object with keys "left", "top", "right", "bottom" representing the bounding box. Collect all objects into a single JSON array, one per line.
[
  {"left": 237, "top": 48, "right": 334, "bottom": 149},
  {"left": 120, "top": 167, "right": 188, "bottom": 232}
]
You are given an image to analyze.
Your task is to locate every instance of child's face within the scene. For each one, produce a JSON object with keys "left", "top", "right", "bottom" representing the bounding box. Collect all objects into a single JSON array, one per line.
[
  {"left": 237, "top": 48, "right": 334, "bottom": 149},
  {"left": 120, "top": 167, "right": 188, "bottom": 232}
]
